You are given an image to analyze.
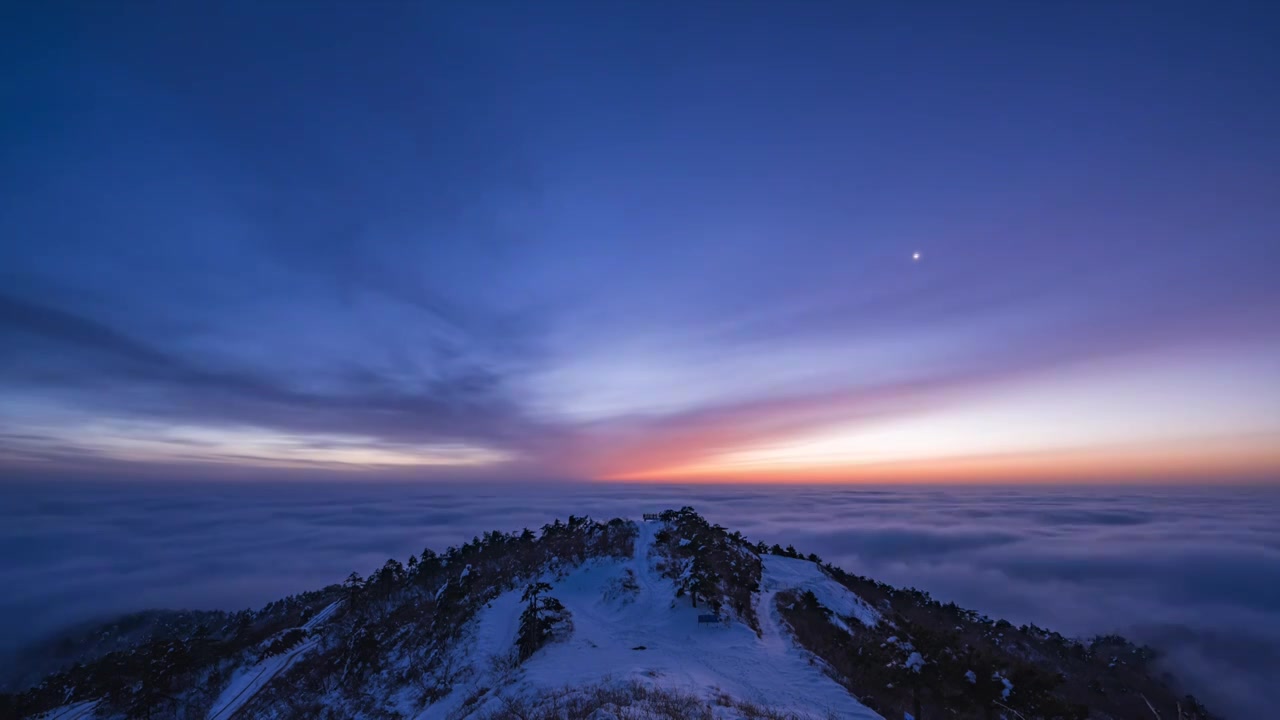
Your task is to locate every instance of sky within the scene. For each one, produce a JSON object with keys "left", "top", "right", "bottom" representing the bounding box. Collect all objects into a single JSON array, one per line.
[{"left": 2, "top": 1, "right": 1278, "bottom": 484}]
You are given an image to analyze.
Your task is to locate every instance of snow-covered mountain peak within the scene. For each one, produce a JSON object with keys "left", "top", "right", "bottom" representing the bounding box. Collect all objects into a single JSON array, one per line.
[
  {"left": 426, "top": 518, "right": 881, "bottom": 719},
  {"left": 9, "top": 509, "right": 1217, "bottom": 720}
]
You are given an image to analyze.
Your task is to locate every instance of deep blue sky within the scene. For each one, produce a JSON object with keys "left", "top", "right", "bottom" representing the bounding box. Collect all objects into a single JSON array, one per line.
[{"left": 2, "top": 2, "right": 1278, "bottom": 482}]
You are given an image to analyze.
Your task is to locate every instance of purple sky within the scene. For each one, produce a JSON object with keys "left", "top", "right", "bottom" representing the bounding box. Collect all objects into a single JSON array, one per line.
[{"left": 1, "top": 2, "right": 1278, "bottom": 483}]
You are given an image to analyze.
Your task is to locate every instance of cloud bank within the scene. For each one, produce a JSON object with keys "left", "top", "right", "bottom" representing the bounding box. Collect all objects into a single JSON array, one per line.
[{"left": 1, "top": 481, "right": 1276, "bottom": 718}]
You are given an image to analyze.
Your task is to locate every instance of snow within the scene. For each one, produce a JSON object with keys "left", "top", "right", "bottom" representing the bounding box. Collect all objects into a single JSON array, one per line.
[
  {"left": 207, "top": 597, "right": 342, "bottom": 720},
  {"left": 33, "top": 604, "right": 346, "bottom": 720},
  {"left": 993, "top": 672, "right": 1013, "bottom": 699},
  {"left": 904, "top": 652, "right": 924, "bottom": 672},
  {"left": 460, "top": 564, "right": 471, "bottom": 579},
  {"left": 760, "top": 554, "right": 880, "bottom": 629},
  {"left": 207, "top": 639, "right": 320, "bottom": 720},
  {"left": 965, "top": 669, "right": 977, "bottom": 684},
  {"left": 34, "top": 700, "right": 99, "bottom": 720},
  {"left": 418, "top": 519, "right": 882, "bottom": 719},
  {"left": 301, "top": 600, "right": 342, "bottom": 631}
]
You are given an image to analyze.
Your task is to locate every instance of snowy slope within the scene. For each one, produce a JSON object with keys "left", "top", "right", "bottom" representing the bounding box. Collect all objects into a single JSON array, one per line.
[
  {"left": 422, "top": 519, "right": 882, "bottom": 719},
  {"left": 206, "top": 638, "right": 320, "bottom": 720},
  {"left": 10, "top": 511, "right": 1222, "bottom": 720},
  {"left": 300, "top": 600, "right": 342, "bottom": 631},
  {"left": 762, "top": 554, "right": 880, "bottom": 632},
  {"left": 33, "top": 700, "right": 99, "bottom": 720},
  {"left": 205, "top": 600, "right": 342, "bottom": 720},
  {"left": 28, "top": 600, "right": 347, "bottom": 720}
]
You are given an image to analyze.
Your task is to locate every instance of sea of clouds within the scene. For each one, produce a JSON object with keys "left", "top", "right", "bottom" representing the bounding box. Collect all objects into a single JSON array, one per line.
[{"left": 1, "top": 481, "right": 1276, "bottom": 718}]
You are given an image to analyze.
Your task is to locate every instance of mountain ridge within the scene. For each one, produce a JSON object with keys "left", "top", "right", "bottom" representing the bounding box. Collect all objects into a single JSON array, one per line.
[{"left": 3, "top": 508, "right": 1215, "bottom": 720}]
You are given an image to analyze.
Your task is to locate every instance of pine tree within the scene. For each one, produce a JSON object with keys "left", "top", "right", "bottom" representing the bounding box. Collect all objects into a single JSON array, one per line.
[
  {"left": 516, "top": 582, "right": 566, "bottom": 661},
  {"left": 343, "top": 572, "right": 364, "bottom": 601},
  {"left": 688, "top": 552, "right": 722, "bottom": 612},
  {"left": 416, "top": 548, "right": 441, "bottom": 581},
  {"left": 517, "top": 582, "right": 550, "bottom": 659}
]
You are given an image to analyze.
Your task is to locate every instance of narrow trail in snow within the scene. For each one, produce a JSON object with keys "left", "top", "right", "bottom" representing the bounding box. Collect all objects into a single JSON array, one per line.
[
  {"left": 207, "top": 638, "right": 319, "bottom": 720},
  {"left": 613, "top": 517, "right": 879, "bottom": 718},
  {"left": 42, "top": 700, "right": 98, "bottom": 720},
  {"left": 628, "top": 518, "right": 664, "bottom": 614},
  {"left": 206, "top": 600, "right": 341, "bottom": 720},
  {"left": 423, "top": 517, "right": 881, "bottom": 719}
]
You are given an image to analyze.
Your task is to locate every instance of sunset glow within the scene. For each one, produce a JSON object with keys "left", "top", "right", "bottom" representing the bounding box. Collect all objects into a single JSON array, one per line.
[
  {"left": 5, "top": 6, "right": 1279, "bottom": 718},
  {"left": 1, "top": 2, "right": 1277, "bottom": 485},
  {"left": 597, "top": 347, "right": 1280, "bottom": 482}
]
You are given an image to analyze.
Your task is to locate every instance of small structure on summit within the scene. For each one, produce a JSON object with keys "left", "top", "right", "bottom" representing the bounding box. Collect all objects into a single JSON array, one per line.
[{"left": 642, "top": 512, "right": 662, "bottom": 521}]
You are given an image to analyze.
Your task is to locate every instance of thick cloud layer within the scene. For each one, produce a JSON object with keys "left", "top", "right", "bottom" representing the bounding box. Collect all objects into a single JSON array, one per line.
[{"left": 1, "top": 481, "right": 1276, "bottom": 717}]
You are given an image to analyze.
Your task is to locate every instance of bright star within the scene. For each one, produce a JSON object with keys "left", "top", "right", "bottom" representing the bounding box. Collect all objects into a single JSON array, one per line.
[{"left": 912, "top": 251, "right": 921, "bottom": 261}]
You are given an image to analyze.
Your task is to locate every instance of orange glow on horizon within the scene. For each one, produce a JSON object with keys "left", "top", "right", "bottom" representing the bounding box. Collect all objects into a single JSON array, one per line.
[
  {"left": 602, "top": 435, "right": 1280, "bottom": 485},
  {"left": 586, "top": 348, "right": 1280, "bottom": 486}
]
